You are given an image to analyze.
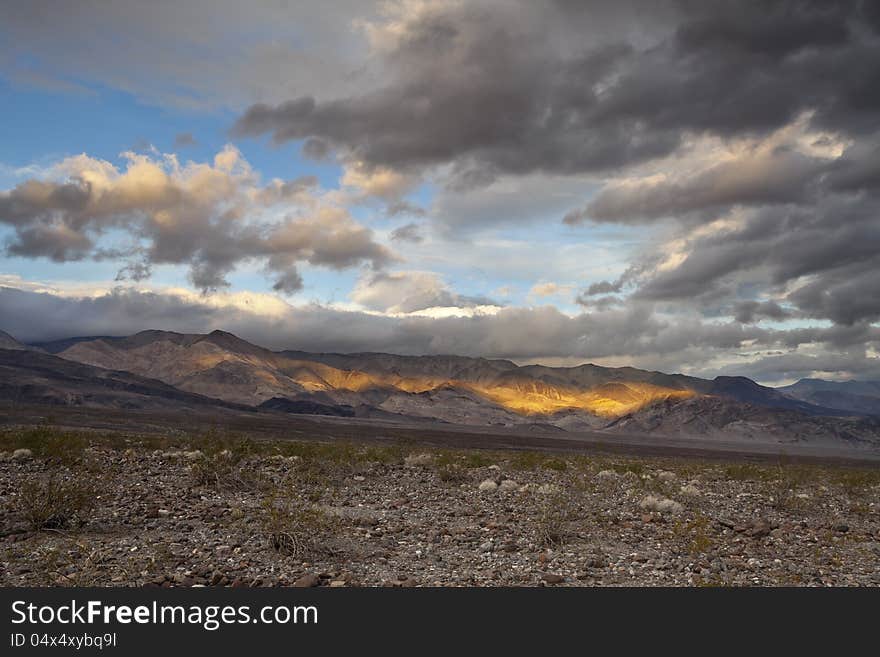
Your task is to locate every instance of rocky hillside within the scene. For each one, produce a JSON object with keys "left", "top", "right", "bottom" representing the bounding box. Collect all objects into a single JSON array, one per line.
[
  {"left": 0, "top": 347, "right": 247, "bottom": 412},
  {"left": 606, "top": 396, "right": 880, "bottom": 449},
  {"left": 778, "top": 379, "right": 880, "bottom": 416},
  {"left": 8, "top": 328, "right": 880, "bottom": 448},
  {"left": 45, "top": 329, "right": 835, "bottom": 421},
  {"left": 0, "top": 330, "right": 26, "bottom": 350}
]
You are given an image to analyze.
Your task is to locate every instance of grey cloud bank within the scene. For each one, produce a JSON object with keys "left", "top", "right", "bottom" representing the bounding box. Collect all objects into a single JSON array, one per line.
[{"left": 2, "top": 285, "right": 878, "bottom": 384}]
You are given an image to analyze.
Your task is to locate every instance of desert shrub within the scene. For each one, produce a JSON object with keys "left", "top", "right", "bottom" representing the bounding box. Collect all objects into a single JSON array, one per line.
[
  {"left": 510, "top": 452, "right": 545, "bottom": 471},
  {"left": 534, "top": 485, "right": 583, "bottom": 547},
  {"left": 189, "top": 446, "right": 263, "bottom": 491},
  {"left": 17, "top": 470, "right": 95, "bottom": 531},
  {"left": 609, "top": 461, "right": 646, "bottom": 477},
  {"left": 673, "top": 514, "right": 715, "bottom": 555},
  {"left": 511, "top": 451, "right": 568, "bottom": 472},
  {"left": 457, "top": 452, "right": 495, "bottom": 469},
  {"left": 261, "top": 488, "right": 340, "bottom": 557},
  {"left": 436, "top": 464, "right": 468, "bottom": 484}
]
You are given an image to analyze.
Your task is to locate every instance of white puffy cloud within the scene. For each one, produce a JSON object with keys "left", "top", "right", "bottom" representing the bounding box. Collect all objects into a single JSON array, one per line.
[{"left": 0, "top": 146, "right": 394, "bottom": 293}]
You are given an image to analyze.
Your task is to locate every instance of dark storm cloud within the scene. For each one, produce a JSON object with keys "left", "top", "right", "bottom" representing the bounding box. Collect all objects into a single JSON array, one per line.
[
  {"left": 625, "top": 194, "right": 880, "bottom": 325},
  {"left": 386, "top": 202, "right": 426, "bottom": 219},
  {"left": 234, "top": 1, "right": 878, "bottom": 178},
  {"left": 788, "top": 265, "right": 880, "bottom": 326},
  {"left": 233, "top": 0, "right": 880, "bottom": 339},
  {"left": 581, "top": 280, "right": 624, "bottom": 297},
  {"left": 733, "top": 300, "right": 793, "bottom": 324},
  {"left": 574, "top": 145, "right": 831, "bottom": 225},
  {"left": 575, "top": 294, "right": 624, "bottom": 311},
  {"left": 231, "top": 0, "right": 880, "bottom": 337},
  {"left": 233, "top": 1, "right": 681, "bottom": 176}
]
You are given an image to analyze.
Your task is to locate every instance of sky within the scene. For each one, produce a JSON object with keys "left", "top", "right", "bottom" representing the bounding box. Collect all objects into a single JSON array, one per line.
[{"left": 1, "top": 0, "right": 879, "bottom": 385}]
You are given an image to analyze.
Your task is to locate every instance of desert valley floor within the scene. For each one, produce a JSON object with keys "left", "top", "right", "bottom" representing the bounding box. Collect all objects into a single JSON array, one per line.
[{"left": 1, "top": 408, "right": 879, "bottom": 587}]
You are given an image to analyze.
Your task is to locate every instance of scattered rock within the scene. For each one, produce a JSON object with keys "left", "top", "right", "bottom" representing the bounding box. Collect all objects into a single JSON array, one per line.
[
  {"left": 638, "top": 495, "right": 683, "bottom": 514},
  {"left": 742, "top": 519, "right": 774, "bottom": 538},
  {"left": 3, "top": 436, "right": 877, "bottom": 588},
  {"left": 293, "top": 574, "right": 322, "bottom": 588},
  {"left": 12, "top": 448, "right": 33, "bottom": 461},
  {"left": 478, "top": 479, "right": 498, "bottom": 492}
]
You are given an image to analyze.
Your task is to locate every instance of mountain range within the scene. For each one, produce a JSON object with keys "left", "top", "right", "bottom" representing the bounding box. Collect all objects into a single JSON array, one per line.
[{"left": 2, "top": 328, "right": 879, "bottom": 449}]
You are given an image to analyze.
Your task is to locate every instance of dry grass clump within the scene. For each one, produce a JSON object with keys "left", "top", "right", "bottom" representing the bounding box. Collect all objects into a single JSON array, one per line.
[
  {"left": 436, "top": 464, "right": 469, "bottom": 484},
  {"left": 510, "top": 451, "right": 568, "bottom": 472},
  {"left": 188, "top": 437, "right": 266, "bottom": 491},
  {"left": 261, "top": 488, "right": 341, "bottom": 558},
  {"left": 17, "top": 470, "right": 95, "bottom": 531},
  {"left": 671, "top": 514, "right": 715, "bottom": 556},
  {"left": 534, "top": 484, "right": 584, "bottom": 547},
  {"left": 190, "top": 451, "right": 263, "bottom": 491}
]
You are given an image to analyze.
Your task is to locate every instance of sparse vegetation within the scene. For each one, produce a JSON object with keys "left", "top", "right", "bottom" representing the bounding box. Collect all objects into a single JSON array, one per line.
[
  {"left": 0, "top": 426, "right": 89, "bottom": 465},
  {"left": 2, "top": 425, "right": 880, "bottom": 587},
  {"left": 189, "top": 445, "right": 264, "bottom": 491},
  {"left": 436, "top": 464, "right": 468, "bottom": 484},
  {"left": 16, "top": 470, "right": 95, "bottom": 531},
  {"left": 534, "top": 483, "right": 584, "bottom": 547},
  {"left": 261, "top": 487, "right": 340, "bottom": 557},
  {"left": 675, "top": 514, "right": 714, "bottom": 555},
  {"left": 510, "top": 451, "right": 567, "bottom": 472}
]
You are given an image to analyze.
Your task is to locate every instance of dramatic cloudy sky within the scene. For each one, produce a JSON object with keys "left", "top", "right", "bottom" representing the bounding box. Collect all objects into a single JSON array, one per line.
[{"left": 2, "top": 0, "right": 879, "bottom": 384}]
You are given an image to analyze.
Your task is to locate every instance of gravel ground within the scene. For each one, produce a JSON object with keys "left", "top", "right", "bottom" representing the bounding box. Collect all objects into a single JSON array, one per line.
[{"left": 1, "top": 428, "right": 879, "bottom": 587}]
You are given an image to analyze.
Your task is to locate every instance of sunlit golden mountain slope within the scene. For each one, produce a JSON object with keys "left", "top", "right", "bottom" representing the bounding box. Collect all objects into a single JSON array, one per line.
[
  {"left": 55, "top": 330, "right": 695, "bottom": 418},
  {"left": 46, "top": 328, "right": 850, "bottom": 431}
]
